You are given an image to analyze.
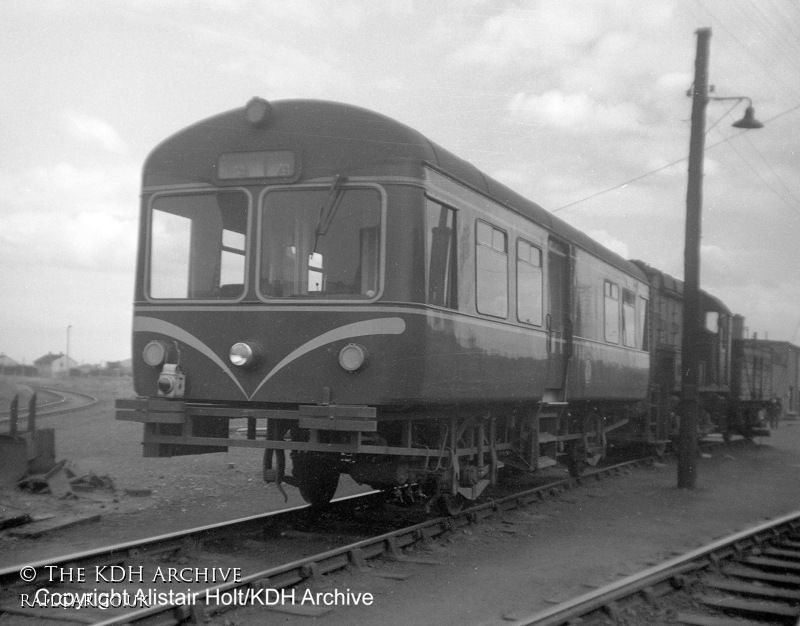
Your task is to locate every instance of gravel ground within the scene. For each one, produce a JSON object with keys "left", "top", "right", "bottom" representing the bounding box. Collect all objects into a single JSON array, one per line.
[
  {"left": 1, "top": 376, "right": 367, "bottom": 565},
  {"left": 2, "top": 377, "right": 800, "bottom": 626}
]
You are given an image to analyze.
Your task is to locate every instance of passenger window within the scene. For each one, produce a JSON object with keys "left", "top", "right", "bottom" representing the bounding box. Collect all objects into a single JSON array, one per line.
[
  {"left": 220, "top": 229, "right": 246, "bottom": 296},
  {"left": 705, "top": 311, "right": 719, "bottom": 333},
  {"left": 622, "top": 289, "right": 636, "bottom": 347},
  {"left": 425, "top": 200, "right": 457, "bottom": 308},
  {"left": 260, "top": 187, "right": 381, "bottom": 299},
  {"left": 476, "top": 221, "right": 507, "bottom": 318},
  {"left": 604, "top": 280, "right": 620, "bottom": 343},
  {"left": 517, "top": 240, "right": 543, "bottom": 326},
  {"left": 149, "top": 191, "right": 248, "bottom": 300},
  {"left": 638, "top": 296, "right": 649, "bottom": 351}
]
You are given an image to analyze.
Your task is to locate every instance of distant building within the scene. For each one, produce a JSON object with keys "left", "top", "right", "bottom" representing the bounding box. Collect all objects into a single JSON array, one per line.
[
  {"left": 0, "top": 354, "right": 37, "bottom": 376},
  {"left": 77, "top": 363, "right": 99, "bottom": 377},
  {"left": 33, "top": 352, "right": 79, "bottom": 378},
  {"left": 0, "top": 353, "right": 19, "bottom": 372},
  {"left": 105, "top": 359, "right": 133, "bottom": 376}
]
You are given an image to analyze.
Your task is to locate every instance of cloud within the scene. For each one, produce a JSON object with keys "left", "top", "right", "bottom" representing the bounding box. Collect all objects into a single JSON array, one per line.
[
  {"left": 447, "top": 3, "right": 601, "bottom": 68},
  {"left": 0, "top": 161, "right": 138, "bottom": 273},
  {"left": 656, "top": 72, "right": 692, "bottom": 95},
  {"left": 0, "top": 208, "right": 137, "bottom": 273},
  {"left": 588, "top": 230, "right": 630, "bottom": 258},
  {"left": 491, "top": 168, "right": 529, "bottom": 188},
  {"left": 447, "top": 0, "right": 675, "bottom": 73},
  {"left": 508, "top": 90, "right": 642, "bottom": 133},
  {"left": 64, "top": 112, "right": 127, "bottom": 154},
  {"left": 0, "top": 162, "right": 137, "bottom": 216},
  {"left": 214, "top": 33, "right": 354, "bottom": 97}
]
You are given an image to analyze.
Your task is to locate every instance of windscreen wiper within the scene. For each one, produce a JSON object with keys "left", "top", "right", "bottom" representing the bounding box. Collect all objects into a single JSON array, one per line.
[{"left": 313, "top": 174, "right": 346, "bottom": 253}]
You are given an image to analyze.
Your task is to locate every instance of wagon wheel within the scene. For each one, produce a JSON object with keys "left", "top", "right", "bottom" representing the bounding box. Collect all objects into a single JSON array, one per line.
[{"left": 290, "top": 452, "right": 340, "bottom": 507}]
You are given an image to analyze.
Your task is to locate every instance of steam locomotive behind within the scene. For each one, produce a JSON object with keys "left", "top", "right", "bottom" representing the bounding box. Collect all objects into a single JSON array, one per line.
[{"left": 630, "top": 261, "right": 769, "bottom": 449}]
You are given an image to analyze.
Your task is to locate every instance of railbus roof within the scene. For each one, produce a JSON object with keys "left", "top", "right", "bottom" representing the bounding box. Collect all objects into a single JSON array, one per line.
[{"left": 145, "top": 98, "right": 646, "bottom": 281}]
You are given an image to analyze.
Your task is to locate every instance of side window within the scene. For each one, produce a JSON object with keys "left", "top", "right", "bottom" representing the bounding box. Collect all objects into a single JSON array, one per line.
[
  {"left": 517, "top": 240, "right": 543, "bottom": 325},
  {"left": 220, "top": 229, "right": 246, "bottom": 295},
  {"left": 604, "top": 280, "right": 620, "bottom": 343},
  {"left": 476, "top": 220, "right": 507, "bottom": 318},
  {"left": 622, "top": 289, "right": 636, "bottom": 347},
  {"left": 425, "top": 199, "right": 457, "bottom": 308}
]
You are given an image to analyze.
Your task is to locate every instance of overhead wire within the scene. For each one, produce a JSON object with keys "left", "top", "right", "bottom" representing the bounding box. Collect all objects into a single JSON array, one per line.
[
  {"left": 711, "top": 125, "right": 800, "bottom": 217},
  {"left": 740, "top": 0, "right": 800, "bottom": 96},
  {"left": 692, "top": 0, "right": 800, "bottom": 98},
  {"left": 556, "top": 0, "right": 800, "bottom": 216},
  {"left": 553, "top": 103, "right": 800, "bottom": 214},
  {"left": 739, "top": 131, "right": 800, "bottom": 210},
  {"left": 724, "top": 3, "right": 800, "bottom": 97}
]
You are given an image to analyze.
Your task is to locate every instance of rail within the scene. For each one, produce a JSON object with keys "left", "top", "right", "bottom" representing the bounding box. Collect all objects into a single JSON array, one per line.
[
  {"left": 505, "top": 510, "right": 800, "bottom": 625},
  {"left": 2, "top": 457, "right": 654, "bottom": 625}
]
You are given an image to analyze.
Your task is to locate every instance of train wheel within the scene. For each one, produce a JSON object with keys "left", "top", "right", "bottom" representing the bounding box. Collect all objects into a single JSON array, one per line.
[
  {"left": 565, "top": 443, "right": 587, "bottom": 478},
  {"left": 436, "top": 493, "right": 466, "bottom": 516},
  {"left": 291, "top": 452, "right": 340, "bottom": 507},
  {"left": 566, "top": 414, "right": 605, "bottom": 478},
  {"left": 651, "top": 442, "right": 668, "bottom": 460}
]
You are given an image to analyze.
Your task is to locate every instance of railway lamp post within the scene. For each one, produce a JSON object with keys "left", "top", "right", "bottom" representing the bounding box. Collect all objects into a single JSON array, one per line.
[{"left": 678, "top": 27, "right": 763, "bottom": 489}]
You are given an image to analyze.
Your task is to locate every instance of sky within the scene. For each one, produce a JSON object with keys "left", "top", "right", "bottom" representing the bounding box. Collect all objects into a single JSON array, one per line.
[{"left": 1, "top": 0, "right": 799, "bottom": 366}]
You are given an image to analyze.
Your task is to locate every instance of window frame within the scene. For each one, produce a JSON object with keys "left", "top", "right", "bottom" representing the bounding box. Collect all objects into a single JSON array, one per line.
[
  {"left": 638, "top": 295, "right": 649, "bottom": 352},
  {"left": 516, "top": 238, "right": 544, "bottom": 326},
  {"left": 256, "top": 182, "right": 387, "bottom": 304},
  {"left": 622, "top": 288, "right": 637, "bottom": 347},
  {"left": 425, "top": 197, "right": 458, "bottom": 309},
  {"left": 475, "top": 219, "right": 509, "bottom": 319},
  {"left": 144, "top": 188, "right": 252, "bottom": 303},
  {"left": 604, "top": 279, "right": 620, "bottom": 344}
]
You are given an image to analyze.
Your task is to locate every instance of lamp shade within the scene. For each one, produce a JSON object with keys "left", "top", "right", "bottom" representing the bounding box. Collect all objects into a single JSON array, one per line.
[{"left": 732, "top": 105, "right": 764, "bottom": 129}]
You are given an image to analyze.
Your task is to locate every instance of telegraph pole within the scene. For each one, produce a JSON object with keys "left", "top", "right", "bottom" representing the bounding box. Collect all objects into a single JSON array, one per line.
[{"left": 678, "top": 27, "right": 711, "bottom": 489}]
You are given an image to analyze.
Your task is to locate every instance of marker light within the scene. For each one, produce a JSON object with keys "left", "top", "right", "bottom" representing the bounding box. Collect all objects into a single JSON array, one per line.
[
  {"left": 157, "top": 364, "right": 185, "bottom": 397},
  {"left": 230, "top": 342, "right": 262, "bottom": 368},
  {"left": 157, "top": 375, "right": 174, "bottom": 395},
  {"left": 339, "top": 343, "right": 369, "bottom": 372},
  {"left": 245, "top": 97, "right": 271, "bottom": 128},
  {"left": 142, "top": 340, "right": 168, "bottom": 367}
]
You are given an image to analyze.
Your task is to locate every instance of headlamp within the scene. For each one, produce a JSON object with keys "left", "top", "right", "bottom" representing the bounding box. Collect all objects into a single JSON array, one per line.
[
  {"left": 339, "top": 343, "right": 369, "bottom": 373},
  {"left": 230, "top": 342, "right": 262, "bottom": 369},
  {"left": 142, "top": 340, "right": 168, "bottom": 367}
]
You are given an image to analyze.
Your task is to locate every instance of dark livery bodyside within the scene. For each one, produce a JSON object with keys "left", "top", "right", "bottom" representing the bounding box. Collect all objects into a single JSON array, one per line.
[{"left": 118, "top": 99, "right": 651, "bottom": 506}]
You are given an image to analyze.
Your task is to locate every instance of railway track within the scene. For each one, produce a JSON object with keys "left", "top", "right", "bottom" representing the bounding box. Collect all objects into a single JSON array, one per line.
[
  {"left": 507, "top": 510, "right": 800, "bottom": 626},
  {"left": 0, "top": 455, "right": 656, "bottom": 626},
  {"left": 0, "top": 386, "right": 97, "bottom": 426},
  {"left": 25, "top": 386, "right": 97, "bottom": 416}
]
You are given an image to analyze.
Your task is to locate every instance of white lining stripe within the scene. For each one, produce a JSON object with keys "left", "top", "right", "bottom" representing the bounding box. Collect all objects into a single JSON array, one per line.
[{"left": 134, "top": 316, "right": 406, "bottom": 400}]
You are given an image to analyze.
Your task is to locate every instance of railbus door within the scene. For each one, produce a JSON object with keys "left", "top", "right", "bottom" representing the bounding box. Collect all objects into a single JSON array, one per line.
[{"left": 545, "top": 238, "right": 572, "bottom": 393}]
